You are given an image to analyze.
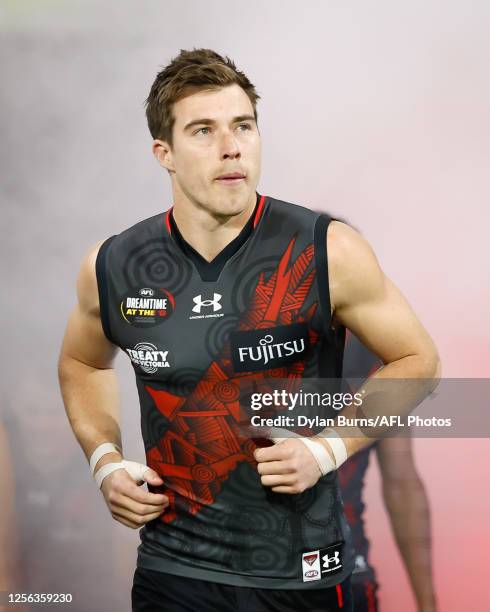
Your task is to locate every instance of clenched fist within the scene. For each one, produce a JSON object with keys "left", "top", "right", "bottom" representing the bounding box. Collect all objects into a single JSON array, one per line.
[
  {"left": 100, "top": 463, "right": 169, "bottom": 529},
  {"left": 254, "top": 438, "right": 325, "bottom": 494}
]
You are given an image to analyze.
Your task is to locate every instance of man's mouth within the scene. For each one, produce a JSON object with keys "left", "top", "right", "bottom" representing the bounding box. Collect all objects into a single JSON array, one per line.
[{"left": 215, "top": 172, "right": 246, "bottom": 184}]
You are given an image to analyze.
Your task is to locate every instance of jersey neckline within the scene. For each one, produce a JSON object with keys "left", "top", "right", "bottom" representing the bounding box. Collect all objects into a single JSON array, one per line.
[{"left": 165, "top": 193, "right": 267, "bottom": 282}]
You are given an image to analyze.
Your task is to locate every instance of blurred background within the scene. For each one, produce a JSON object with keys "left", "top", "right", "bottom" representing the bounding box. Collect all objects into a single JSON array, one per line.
[{"left": 1, "top": 0, "right": 489, "bottom": 609}]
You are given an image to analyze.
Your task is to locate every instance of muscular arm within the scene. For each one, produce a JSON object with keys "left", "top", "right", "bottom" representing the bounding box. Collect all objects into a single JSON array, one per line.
[
  {"left": 253, "top": 221, "right": 441, "bottom": 495},
  {"left": 324, "top": 222, "right": 441, "bottom": 456},
  {"left": 58, "top": 241, "right": 122, "bottom": 466},
  {"left": 58, "top": 243, "right": 168, "bottom": 528},
  {"left": 329, "top": 222, "right": 439, "bottom": 374},
  {"left": 376, "top": 437, "right": 437, "bottom": 612}
]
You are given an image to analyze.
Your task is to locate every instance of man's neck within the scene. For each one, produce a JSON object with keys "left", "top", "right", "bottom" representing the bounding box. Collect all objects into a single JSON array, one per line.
[{"left": 171, "top": 192, "right": 258, "bottom": 263}]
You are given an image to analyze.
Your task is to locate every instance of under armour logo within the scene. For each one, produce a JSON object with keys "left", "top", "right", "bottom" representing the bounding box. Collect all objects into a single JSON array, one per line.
[
  {"left": 322, "top": 551, "right": 341, "bottom": 570},
  {"left": 192, "top": 293, "right": 222, "bottom": 314}
]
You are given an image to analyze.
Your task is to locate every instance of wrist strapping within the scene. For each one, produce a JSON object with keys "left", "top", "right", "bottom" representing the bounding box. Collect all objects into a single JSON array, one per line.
[
  {"left": 300, "top": 437, "right": 336, "bottom": 476},
  {"left": 89, "top": 442, "right": 122, "bottom": 475},
  {"left": 317, "top": 429, "right": 348, "bottom": 469},
  {"left": 94, "top": 459, "right": 150, "bottom": 488},
  {"left": 268, "top": 427, "right": 344, "bottom": 476}
]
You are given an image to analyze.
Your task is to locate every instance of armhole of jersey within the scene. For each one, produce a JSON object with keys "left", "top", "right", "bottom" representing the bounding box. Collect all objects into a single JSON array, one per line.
[
  {"left": 314, "top": 213, "right": 334, "bottom": 335},
  {"left": 95, "top": 235, "right": 116, "bottom": 344},
  {"left": 314, "top": 214, "right": 346, "bottom": 378}
]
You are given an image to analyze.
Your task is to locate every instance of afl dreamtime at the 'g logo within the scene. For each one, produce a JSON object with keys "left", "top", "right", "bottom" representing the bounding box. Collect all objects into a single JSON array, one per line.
[
  {"left": 120, "top": 287, "right": 175, "bottom": 327},
  {"left": 125, "top": 342, "right": 171, "bottom": 373},
  {"left": 230, "top": 322, "right": 310, "bottom": 373}
]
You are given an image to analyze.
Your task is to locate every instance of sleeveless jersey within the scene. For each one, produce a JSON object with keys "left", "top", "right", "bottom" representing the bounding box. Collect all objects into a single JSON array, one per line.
[
  {"left": 96, "top": 193, "right": 355, "bottom": 589},
  {"left": 338, "top": 330, "right": 383, "bottom": 583}
]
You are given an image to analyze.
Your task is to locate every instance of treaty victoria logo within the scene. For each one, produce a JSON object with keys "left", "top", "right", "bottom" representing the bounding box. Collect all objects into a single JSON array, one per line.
[
  {"left": 125, "top": 342, "right": 171, "bottom": 374},
  {"left": 230, "top": 322, "right": 310, "bottom": 373}
]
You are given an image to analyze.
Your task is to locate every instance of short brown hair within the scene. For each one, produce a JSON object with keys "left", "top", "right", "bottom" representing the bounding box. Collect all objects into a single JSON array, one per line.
[{"left": 145, "top": 48, "right": 260, "bottom": 146}]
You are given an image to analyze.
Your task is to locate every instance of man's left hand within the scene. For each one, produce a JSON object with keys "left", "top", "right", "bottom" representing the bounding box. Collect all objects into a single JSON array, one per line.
[{"left": 254, "top": 438, "right": 323, "bottom": 494}]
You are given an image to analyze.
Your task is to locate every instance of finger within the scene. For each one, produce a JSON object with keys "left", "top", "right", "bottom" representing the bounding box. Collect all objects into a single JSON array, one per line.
[
  {"left": 113, "top": 513, "right": 160, "bottom": 530},
  {"left": 257, "top": 460, "right": 294, "bottom": 476},
  {"left": 122, "top": 461, "right": 163, "bottom": 485},
  {"left": 254, "top": 443, "right": 290, "bottom": 463},
  {"left": 270, "top": 485, "right": 300, "bottom": 494},
  {"left": 114, "top": 477, "right": 169, "bottom": 506},
  {"left": 112, "top": 506, "right": 164, "bottom": 527},
  {"left": 141, "top": 467, "right": 164, "bottom": 485},
  {"left": 112, "top": 496, "right": 167, "bottom": 516},
  {"left": 260, "top": 473, "right": 296, "bottom": 487},
  {"left": 114, "top": 515, "right": 140, "bottom": 529},
  {"left": 124, "top": 487, "right": 169, "bottom": 507}
]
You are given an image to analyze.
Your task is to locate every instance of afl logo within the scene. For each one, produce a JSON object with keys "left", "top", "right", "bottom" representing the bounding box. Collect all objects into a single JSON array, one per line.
[
  {"left": 304, "top": 570, "right": 319, "bottom": 578},
  {"left": 120, "top": 287, "right": 175, "bottom": 327},
  {"left": 139, "top": 288, "right": 154, "bottom": 297}
]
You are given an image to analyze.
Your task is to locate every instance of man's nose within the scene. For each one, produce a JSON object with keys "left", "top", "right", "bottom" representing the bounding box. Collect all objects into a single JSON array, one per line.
[{"left": 220, "top": 131, "right": 241, "bottom": 159}]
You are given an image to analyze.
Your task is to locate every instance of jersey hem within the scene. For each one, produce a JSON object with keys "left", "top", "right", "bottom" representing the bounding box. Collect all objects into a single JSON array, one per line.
[{"left": 136, "top": 550, "right": 355, "bottom": 591}]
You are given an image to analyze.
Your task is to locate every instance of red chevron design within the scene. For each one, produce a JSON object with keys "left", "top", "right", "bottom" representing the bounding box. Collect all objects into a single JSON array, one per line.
[{"left": 145, "top": 237, "right": 319, "bottom": 523}]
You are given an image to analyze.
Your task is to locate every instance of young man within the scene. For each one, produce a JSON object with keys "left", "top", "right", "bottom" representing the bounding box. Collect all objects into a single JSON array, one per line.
[{"left": 58, "top": 49, "right": 440, "bottom": 611}]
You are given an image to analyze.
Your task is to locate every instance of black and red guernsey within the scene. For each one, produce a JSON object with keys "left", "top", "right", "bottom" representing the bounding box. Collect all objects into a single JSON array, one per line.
[
  {"left": 96, "top": 193, "right": 355, "bottom": 589},
  {"left": 338, "top": 330, "right": 383, "bottom": 588}
]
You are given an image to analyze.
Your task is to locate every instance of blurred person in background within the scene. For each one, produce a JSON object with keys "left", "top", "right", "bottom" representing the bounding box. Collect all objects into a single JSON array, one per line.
[
  {"left": 2, "top": 379, "right": 128, "bottom": 611},
  {"left": 0, "top": 418, "right": 23, "bottom": 612},
  {"left": 338, "top": 250, "right": 436, "bottom": 611},
  {"left": 340, "top": 332, "right": 436, "bottom": 611}
]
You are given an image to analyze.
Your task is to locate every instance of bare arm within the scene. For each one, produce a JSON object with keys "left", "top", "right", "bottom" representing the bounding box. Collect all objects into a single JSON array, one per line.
[
  {"left": 255, "top": 222, "right": 441, "bottom": 493},
  {"left": 329, "top": 221, "right": 439, "bottom": 375},
  {"left": 376, "top": 437, "right": 437, "bottom": 612},
  {"left": 325, "top": 222, "right": 441, "bottom": 455},
  {"left": 58, "top": 241, "right": 122, "bottom": 463},
  {"left": 58, "top": 242, "right": 168, "bottom": 528}
]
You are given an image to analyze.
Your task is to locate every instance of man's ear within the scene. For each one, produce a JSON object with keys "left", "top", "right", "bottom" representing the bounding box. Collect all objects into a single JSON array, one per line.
[{"left": 152, "top": 139, "right": 175, "bottom": 172}]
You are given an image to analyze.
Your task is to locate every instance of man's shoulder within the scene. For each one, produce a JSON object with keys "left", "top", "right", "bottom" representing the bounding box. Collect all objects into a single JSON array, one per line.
[
  {"left": 267, "top": 195, "right": 344, "bottom": 225},
  {"left": 326, "top": 221, "right": 384, "bottom": 311},
  {"left": 266, "top": 195, "right": 325, "bottom": 224},
  {"left": 103, "top": 211, "right": 167, "bottom": 251},
  {"left": 327, "top": 221, "right": 377, "bottom": 270}
]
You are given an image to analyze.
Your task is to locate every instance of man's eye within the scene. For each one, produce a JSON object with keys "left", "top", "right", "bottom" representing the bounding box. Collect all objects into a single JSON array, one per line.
[
  {"left": 237, "top": 123, "right": 251, "bottom": 131},
  {"left": 195, "top": 127, "right": 210, "bottom": 135}
]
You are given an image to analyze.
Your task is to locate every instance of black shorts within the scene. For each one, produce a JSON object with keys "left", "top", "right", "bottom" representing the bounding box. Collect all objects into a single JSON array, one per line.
[
  {"left": 132, "top": 567, "right": 353, "bottom": 612},
  {"left": 351, "top": 577, "right": 379, "bottom": 612}
]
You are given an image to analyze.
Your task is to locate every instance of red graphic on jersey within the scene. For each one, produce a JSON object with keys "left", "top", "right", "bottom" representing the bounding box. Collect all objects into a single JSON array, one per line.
[
  {"left": 303, "top": 553, "right": 319, "bottom": 566},
  {"left": 145, "top": 238, "right": 319, "bottom": 523}
]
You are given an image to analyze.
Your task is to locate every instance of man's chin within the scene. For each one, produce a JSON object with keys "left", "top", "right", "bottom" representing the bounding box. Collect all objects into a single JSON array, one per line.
[{"left": 209, "top": 187, "right": 255, "bottom": 218}]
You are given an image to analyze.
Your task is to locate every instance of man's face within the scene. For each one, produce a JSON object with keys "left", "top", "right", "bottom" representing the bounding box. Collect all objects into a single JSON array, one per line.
[{"left": 157, "top": 84, "right": 261, "bottom": 217}]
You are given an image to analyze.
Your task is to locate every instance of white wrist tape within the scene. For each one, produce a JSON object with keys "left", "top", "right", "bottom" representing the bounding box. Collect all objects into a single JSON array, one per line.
[
  {"left": 267, "top": 427, "right": 339, "bottom": 477},
  {"left": 300, "top": 437, "right": 336, "bottom": 476},
  {"left": 94, "top": 459, "right": 150, "bottom": 488},
  {"left": 89, "top": 442, "right": 122, "bottom": 475},
  {"left": 318, "top": 429, "right": 348, "bottom": 469}
]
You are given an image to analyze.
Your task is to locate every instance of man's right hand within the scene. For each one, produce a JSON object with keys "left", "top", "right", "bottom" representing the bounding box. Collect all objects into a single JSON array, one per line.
[{"left": 100, "top": 463, "right": 169, "bottom": 529}]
